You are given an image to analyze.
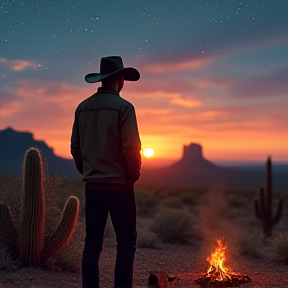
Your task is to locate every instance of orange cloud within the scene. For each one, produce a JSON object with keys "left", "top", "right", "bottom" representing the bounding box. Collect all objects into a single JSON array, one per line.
[
  {"left": 144, "top": 57, "right": 211, "bottom": 73},
  {"left": 0, "top": 57, "right": 39, "bottom": 71},
  {"left": 137, "top": 108, "right": 172, "bottom": 115},
  {"left": 0, "top": 79, "right": 94, "bottom": 158},
  {"left": 0, "top": 100, "right": 23, "bottom": 117},
  {"left": 170, "top": 97, "right": 202, "bottom": 108},
  {"left": 1, "top": 72, "right": 287, "bottom": 162},
  {"left": 128, "top": 90, "right": 203, "bottom": 108}
]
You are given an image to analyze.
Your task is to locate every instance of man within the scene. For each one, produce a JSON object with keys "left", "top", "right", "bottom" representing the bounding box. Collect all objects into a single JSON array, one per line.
[{"left": 71, "top": 56, "right": 141, "bottom": 288}]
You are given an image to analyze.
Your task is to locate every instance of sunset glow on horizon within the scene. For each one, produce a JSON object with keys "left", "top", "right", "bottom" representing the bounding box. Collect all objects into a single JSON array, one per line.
[{"left": 1, "top": 1, "right": 287, "bottom": 164}]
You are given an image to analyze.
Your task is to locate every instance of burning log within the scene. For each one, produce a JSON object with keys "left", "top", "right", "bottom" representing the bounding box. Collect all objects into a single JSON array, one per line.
[
  {"left": 148, "top": 271, "right": 179, "bottom": 287},
  {"left": 194, "top": 273, "right": 251, "bottom": 287},
  {"left": 194, "top": 238, "right": 251, "bottom": 288}
]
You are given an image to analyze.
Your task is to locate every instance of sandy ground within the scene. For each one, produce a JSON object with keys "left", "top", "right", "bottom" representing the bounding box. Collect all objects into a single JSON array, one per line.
[
  {"left": 1, "top": 182, "right": 288, "bottom": 288},
  {"left": 1, "top": 238, "right": 288, "bottom": 288}
]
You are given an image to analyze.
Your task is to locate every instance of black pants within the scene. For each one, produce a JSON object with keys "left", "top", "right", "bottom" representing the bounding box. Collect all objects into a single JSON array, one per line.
[{"left": 82, "top": 187, "right": 137, "bottom": 288}]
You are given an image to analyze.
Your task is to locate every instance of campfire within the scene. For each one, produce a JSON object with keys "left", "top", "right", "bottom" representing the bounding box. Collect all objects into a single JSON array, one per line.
[{"left": 194, "top": 238, "right": 251, "bottom": 288}]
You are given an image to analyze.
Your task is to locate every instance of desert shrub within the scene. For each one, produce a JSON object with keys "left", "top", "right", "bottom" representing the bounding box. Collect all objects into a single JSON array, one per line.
[
  {"left": 237, "top": 232, "right": 263, "bottom": 258},
  {"left": 135, "top": 190, "right": 159, "bottom": 217},
  {"left": 0, "top": 247, "right": 19, "bottom": 271},
  {"left": 270, "top": 232, "right": 288, "bottom": 264},
  {"left": 181, "top": 193, "right": 195, "bottom": 206},
  {"left": 226, "top": 192, "right": 250, "bottom": 209},
  {"left": 162, "top": 197, "right": 183, "bottom": 209},
  {"left": 0, "top": 175, "right": 22, "bottom": 224},
  {"left": 149, "top": 209, "right": 199, "bottom": 244},
  {"left": 153, "top": 187, "right": 183, "bottom": 199},
  {"left": 137, "top": 230, "right": 160, "bottom": 249}
]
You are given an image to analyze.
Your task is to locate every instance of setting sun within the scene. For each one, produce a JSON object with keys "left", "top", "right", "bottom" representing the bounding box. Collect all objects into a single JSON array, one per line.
[{"left": 143, "top": 148, "right": 154, "bottom": 158}]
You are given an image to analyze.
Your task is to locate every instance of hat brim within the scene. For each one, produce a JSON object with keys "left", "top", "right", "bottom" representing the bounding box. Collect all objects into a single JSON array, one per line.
[{"left": 85, "top": 67, "right": 140, "bottom": 83}]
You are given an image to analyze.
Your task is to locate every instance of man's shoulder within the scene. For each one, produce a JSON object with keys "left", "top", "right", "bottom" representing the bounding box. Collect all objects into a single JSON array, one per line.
[
  {"left": 75, "top": 94, "right": 95, "bottom": 109},
  {"left": 118, "top": 95, "right": 134, "bottom": 108},
  {"left": 75, "top": 92, "right": 134, "bottom": 112}
]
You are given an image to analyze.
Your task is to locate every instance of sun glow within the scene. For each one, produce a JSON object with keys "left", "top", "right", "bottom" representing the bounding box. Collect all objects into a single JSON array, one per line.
[{"left": 143, "top": 148, "right": 154, "bottom": 158}]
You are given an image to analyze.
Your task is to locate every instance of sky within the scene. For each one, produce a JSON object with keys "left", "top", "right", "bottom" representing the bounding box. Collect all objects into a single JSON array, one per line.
[{"left": 0, "top": 0, "right": 287, "bottom": 166}]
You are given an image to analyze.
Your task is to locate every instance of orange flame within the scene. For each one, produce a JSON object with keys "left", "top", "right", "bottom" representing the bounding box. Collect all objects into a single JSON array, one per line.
[{"left": 206, "top": 238, "right": 232, "bottom": 282}]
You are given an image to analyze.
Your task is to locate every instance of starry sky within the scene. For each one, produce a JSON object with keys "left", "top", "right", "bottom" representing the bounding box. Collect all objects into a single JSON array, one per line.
[{"left": 0, "top": 0, "right": 288, "bottom": 166}]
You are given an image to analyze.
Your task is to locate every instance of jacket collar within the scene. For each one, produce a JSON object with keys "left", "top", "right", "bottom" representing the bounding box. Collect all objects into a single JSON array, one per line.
[{"left": 97, "top": 87, "right": 119, "bottom": 95}]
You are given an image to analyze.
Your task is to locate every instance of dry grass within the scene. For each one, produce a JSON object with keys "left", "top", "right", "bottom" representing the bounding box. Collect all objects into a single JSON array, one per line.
[
  {"left": 162, "top": 197, "right": 183, "bottom": 209},
  {"left": 149, "top": 208, "right": 200, "bottom": 244},
  {"left": 135, "top": 189, "right": 159, "bottom": 217},
  {"left": 0, "top": 247, "right": 19, "bottom": 271},
  {"left": 136, "top": 230, "right": 160, "bottom": 249},
  {"left": 237, "top": 232, "right": 265, "bottom": 258},
  {"left": 270, "top": 232, "right": 288, "bottom": 264}
]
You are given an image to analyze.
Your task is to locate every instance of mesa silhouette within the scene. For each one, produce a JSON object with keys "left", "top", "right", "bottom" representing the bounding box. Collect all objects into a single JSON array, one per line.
[
  {"left": 139, "top": 143, "right": 288, "bottom": 189},
  {"left": 0, "top": 127, "right": 79, "bottom": 179},
  {"left": 0, "top": 127, "right": 287, "bottom": 189}
]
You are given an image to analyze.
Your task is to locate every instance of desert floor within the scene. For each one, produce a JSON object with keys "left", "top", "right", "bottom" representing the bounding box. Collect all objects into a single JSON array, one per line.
[{"left": 0, "top": 179, "right": 288, "bottom": 288}]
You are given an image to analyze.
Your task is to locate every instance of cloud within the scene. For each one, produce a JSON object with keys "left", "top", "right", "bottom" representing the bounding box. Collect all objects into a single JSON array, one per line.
[
  {"left": 144, "top": 57, "right": 211, "bottom": 73},
  {"left": 170, "top": 97, "right": 202, "bottom": 108},
  {"left": 232, "top": 70, "right": 288, "bottom": 98},
  {"left": 128, "top": 90, "right": 203, "bottom": 108},
  {"left": 0, "top": 78, "right": 93, "bottom": 157},
  {"left": 1, "top": 78, "right": 94, "bottom": 122},
  {"left": 137, "top": 108, "right": 172, "bottom": 115},
  {"left": 205, "top": 68, "right": 288, "bottom": 99},
  {"left": 0, "top": 100, "right": 23, "bottom": 117},
  {"left": 0, "top": 57, "right": 40, "bottom": 71}
]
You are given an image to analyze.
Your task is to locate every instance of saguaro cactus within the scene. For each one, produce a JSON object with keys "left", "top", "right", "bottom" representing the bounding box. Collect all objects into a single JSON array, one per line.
[
  {"left": 19, "top": 148, "right": 46, "bottom": 265},
  {"left": 254, "top": 157, "right": 283, "bottom": 237},
  {"left": 0, "top": 147, "right": 80, "bottom": 266}
]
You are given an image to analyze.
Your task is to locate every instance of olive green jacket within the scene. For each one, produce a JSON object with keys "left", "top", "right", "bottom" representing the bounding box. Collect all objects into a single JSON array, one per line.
[{"left": 70, "top": 87, "right": 141, "bottom": 185}]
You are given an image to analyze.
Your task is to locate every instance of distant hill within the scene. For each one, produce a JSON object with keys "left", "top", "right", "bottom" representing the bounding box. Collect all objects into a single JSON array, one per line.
[
  {"left": 0, "top": 128, "right": 287, "bottom": 189},
  {"left": 139, "top": 143, "right": 288, "bottom": 190},
  {"left": 0, "top": 127, "right": 80, "bottom": 179}
]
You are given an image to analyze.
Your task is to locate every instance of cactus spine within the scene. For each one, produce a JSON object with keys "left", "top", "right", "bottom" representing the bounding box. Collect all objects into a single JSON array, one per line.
[
  {"left": 0, "top": 147, "right": 80, "bottom": 266},
  {"left": 254, "top": 157, "right": 283, "bottom": 237}
]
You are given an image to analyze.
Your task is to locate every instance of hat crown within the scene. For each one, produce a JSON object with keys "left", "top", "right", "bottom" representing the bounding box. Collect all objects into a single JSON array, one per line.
[
  {"left": 100, "top": 56, "right": 124, "bottom": 75},
  {"left": 84, "top": 55, "right": 140, "bottom": 83}
]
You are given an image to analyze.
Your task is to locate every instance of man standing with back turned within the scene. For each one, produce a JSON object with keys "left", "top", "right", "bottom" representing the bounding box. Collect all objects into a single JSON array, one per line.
[{"left": 70, "top": 56, "right": 141, "bottom": 288}]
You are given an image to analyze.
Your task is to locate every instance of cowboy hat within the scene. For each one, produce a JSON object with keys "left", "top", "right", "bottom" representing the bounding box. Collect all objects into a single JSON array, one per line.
[{"left": 84, "top": 56, "right": 140, "bottom": 83}]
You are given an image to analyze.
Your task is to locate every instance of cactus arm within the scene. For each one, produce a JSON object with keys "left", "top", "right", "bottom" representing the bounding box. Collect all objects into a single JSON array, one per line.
[
  {"left": 19, "top": 148, "right": 46, "bottom": 266},
  {"left": 0, "top": 203, "right": 19, "bottom": 255},
  {"left": 272, "top": 199, "right": 283, "bottom": 226},
  {"left": 42, "top": 196, "right": 79, "bottom": 260}
]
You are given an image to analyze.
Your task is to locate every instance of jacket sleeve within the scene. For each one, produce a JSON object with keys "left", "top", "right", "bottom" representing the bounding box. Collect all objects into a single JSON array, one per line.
[
  {"left": 120, "top": 105, "right": 142, "bottom": 185},
  {"left": 70, "top": 109, "right": 83, "bottom": 175}
]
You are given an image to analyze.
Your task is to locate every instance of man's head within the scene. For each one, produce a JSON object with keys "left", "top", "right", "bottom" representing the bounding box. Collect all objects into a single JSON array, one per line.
[
  {"left": 101, "top": 73, "right": 125, "bottom": 93},
  {"left": 84, "top": 56, "right": 140, "bottom": 85}
]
